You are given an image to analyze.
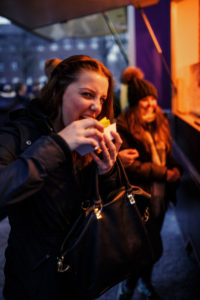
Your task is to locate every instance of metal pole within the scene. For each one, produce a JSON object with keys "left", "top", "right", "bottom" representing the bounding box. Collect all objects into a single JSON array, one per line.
[
  {"left": 139, "top": 7, "right": 177, "bottom": 92},
  {"left": 102, "top": 11, "right": 129, "bottom": 65},
  {"left": 127, "top": 5, "right": 136, "bottom": 66}
]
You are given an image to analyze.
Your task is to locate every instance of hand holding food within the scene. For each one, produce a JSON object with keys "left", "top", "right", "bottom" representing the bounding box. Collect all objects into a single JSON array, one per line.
[{"left": 76, "top": 117, "right": 117, "bottom": 156}]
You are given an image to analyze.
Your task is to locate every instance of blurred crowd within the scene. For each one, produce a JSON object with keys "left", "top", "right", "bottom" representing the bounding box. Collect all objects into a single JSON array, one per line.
[
  {"left": 0, "top": 57, "right": 62, "bottom": 127},
  {"left": 0, "top": 82, "right": 43, "bottom": 127}
]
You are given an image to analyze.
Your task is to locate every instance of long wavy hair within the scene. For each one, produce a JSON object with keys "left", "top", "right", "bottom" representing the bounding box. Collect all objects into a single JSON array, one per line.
[
  {"left": 123, "top": 105, "right": 172, "bottom": 154},
  {"left": 39, "top": 55, "right": 114, "bottom": 171},
  {"left": 39, "top": 55, "right": 114, "bottom": 122}
]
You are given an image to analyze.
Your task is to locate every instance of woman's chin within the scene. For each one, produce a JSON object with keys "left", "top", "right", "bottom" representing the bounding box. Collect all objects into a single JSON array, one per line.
[{"left": 142, "top": 113, "right": 156, "bottom": 123}]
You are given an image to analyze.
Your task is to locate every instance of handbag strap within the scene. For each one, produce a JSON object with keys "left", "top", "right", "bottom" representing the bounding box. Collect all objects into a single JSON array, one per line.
[
  {"left": 116, "top": 156, "right": 151, "bottom": 199},
  {"left": 116, "top": 156, "right": 133, "bottom": 191},
  {"left": 92, "top": 155, "right": 151, "bottom": 209},
  {"left": 92, "top": 164, "right": 102, "bottom": 207},
  {"left": 92, "top": 156, "right": 133, "bottom": 208}
]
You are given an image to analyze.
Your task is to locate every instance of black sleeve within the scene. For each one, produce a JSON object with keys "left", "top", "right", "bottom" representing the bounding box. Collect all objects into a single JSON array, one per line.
[{"left": 0, "top": 133, "right": 72, "bottom": 215}]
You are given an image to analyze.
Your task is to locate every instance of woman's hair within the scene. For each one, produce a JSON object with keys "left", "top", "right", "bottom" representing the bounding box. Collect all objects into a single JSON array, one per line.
[
  {"left": 39, "top": 55, "right": 114, "bottom": 121},
  {"left": 44, "top": 57, "right": 62, "bottom": 79},
  {"left": 124, "top": 105, "right": 172, "bottom": 154}
]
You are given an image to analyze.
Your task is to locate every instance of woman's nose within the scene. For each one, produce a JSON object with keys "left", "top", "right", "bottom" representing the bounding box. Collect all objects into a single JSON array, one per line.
[
  {"left": 148, "top": 99, "right": 154, "bottom": 106},
  {"left": 90, "top": 99, "right": 102, "bottom": 114}
]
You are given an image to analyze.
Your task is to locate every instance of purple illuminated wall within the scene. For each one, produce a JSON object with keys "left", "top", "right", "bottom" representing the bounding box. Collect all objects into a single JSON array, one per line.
[{"left": 135, "top": 0, "right": 171, "bottom": 109}]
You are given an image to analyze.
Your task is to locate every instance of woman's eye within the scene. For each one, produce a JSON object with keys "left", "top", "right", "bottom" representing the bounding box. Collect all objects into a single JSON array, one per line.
[{"left": 82, "top": 92, "right": 92, "bottom": 98}]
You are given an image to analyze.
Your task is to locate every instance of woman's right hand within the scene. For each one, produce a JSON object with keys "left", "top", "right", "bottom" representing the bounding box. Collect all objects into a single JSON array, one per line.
[
  {"left": 58, "top": 118, "right": 104, "bottom": 151},
  {"left": 118, "top": 148, "right": 139, "bottom": 168}
]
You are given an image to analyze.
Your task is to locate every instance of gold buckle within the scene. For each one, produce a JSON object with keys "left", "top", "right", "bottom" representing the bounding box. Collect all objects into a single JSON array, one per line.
[{"left": 57, "top": 256, "right": 70, "bottom": 272}]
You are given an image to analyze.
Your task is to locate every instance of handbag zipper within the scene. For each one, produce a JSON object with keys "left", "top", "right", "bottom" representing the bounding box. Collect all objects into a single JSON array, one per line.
[
  {"left": 128, "top": 192, "right": 150, "bottom": 223},
  {"left": 127, "top": 192, "right": 135, "bottom": 204}
]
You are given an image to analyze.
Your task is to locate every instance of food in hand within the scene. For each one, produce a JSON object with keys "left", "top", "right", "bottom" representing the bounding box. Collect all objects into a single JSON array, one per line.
[
  {"left": 76, "top": 117, "right": 116, "bottom": 156},
  {"left": 95, "top": 118, "right": 116, "bottom": 154},
  {"left": 99, "top": 117, "right": 110, "bottom": 128}
]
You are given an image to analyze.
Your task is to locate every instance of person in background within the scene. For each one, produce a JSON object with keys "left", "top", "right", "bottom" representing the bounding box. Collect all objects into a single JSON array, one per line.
[
  {"left": 117, "top": 66, "right": 182, "bottom": 300},
  {"left": 0, "top": 84, "right": 17, "bottom": 127},
  {"left": 29, "top": 82, "right": 42, "bottom": 100},
  {"left": 15, "top": 82, "right": 29, "bottom": 109},
  {"left": 44, "top": 57, "right": 62, "bottom": 79},
  {"left": 0, "top": 55, "right": 122, "bottom": 300}
]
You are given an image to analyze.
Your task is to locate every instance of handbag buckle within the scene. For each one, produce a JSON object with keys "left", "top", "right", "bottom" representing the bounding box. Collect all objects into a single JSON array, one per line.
[
  {"left": 142, "top": 207, "right": 150, "bottom": 223},
  {"left": 127, "top": 192, "right": 135, "bottom": 205},
  {"left": 57, "top": 256, "right": 70, "bottom": 273},
  {"left": 94, "top": 204, "right": 103, "bottom": 219}
]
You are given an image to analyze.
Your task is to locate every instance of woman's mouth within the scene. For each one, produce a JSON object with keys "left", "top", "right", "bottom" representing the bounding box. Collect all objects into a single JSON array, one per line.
[{"left": 79, "top": 115, "right": 94, "bottom": 120}]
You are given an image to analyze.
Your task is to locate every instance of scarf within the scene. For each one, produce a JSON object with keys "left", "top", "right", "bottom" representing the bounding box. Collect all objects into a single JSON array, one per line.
[{"left": 144, "top": 130, "right": 166, "bottom": 200}]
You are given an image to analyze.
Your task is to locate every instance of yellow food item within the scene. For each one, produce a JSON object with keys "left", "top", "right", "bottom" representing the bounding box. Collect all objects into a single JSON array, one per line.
[
  {"left": 95, "top": 117, "right": 110, "bottom": 154},
  {"left": 95, "top": 117, "right": 111, "bottom": 155},
  {"left": 99, "top": 117, "right": 110, "bottom": 128}
]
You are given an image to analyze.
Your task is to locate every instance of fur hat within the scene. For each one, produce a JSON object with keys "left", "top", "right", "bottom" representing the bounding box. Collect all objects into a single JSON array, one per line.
[{"left": 121, "top": 66, "right": 158, "bottom": 107}]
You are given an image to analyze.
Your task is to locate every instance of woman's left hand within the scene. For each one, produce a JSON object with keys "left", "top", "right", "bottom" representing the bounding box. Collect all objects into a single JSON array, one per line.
[
  {"left": 166, "top": 167, "right": 181, "bottom": 183},
  {"left": 90, "top": 131, "right": 122, "bottom": 175},
  {"left": 118, "top": 148, "right": 139, "bottom": 168}
]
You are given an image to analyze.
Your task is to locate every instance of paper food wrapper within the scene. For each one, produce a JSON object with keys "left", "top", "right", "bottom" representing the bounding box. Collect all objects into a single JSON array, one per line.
[{"left": 76, "top": 123, "right": 116, "bottom": 156}]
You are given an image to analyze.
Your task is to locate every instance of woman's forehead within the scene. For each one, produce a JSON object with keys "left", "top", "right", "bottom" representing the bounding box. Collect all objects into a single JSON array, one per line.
[
  {"left": 140, "top": 96, "right": 157, "bottom": 101},
  {"left": 75, "top": 70, "right": 108, "bottom": 86}
]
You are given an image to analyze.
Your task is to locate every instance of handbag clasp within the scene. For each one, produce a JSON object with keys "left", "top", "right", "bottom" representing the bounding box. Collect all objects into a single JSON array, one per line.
[
  {"left": 127, "top": 192, "right": 135, "bottom": 205},
  {"left": 57, "top": 256, "right": 70, "bottom": 272},
  {"left": 94, "top": 204, "right": 103, "bottom": 219},
  {"left": 142, "top": 207, "right": 150, "bottom": 223}
]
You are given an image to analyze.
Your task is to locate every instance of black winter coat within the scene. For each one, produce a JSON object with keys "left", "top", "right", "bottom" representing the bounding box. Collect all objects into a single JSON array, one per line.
[{"left": 0, "top": 101, "right": 121, "bottom": 300}]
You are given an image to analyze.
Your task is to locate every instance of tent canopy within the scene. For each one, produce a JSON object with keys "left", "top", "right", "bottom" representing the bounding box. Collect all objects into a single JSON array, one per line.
[{"left": 0, "top": 0, "right": 159, "bottom": 40}]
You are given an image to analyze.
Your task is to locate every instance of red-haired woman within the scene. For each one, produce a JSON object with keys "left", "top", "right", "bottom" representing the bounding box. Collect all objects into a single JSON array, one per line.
[
  {"left": 0, "top": 55, "right": 122, "bottom": 300},
  {"left": 117, "top": 67, "right": 182, "bottom": 300}
]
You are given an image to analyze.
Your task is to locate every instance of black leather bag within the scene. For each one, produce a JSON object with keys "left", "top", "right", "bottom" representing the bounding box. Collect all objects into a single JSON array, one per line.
[{"left": 57, "top": 158, "right": 161, "bottom": 299}]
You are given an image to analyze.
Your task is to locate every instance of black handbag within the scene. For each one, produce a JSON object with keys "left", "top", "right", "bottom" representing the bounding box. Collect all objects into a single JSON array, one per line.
[{"left": 57, "top": 158, "right": 161, "bottom": 299}]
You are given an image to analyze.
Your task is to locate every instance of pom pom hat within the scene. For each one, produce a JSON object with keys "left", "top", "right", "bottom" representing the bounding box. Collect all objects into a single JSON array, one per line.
[{"left": 121, "top": 66, "right": 158, "bottom": 107}]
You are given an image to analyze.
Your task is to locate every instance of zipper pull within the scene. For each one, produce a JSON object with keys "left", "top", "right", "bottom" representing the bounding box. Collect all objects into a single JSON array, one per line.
[{"left": 127, "top": 192, "right": 135, "bottom": 205}]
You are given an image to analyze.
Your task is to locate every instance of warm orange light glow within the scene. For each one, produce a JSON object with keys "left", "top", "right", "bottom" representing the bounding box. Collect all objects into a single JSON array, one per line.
[{"left": 171, "top": 0, "right": 200, "bottom": 131}]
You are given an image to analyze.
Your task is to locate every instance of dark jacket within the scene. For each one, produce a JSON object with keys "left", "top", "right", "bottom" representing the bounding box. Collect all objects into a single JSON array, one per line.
[
  {"left": 0, "top": 100, "right": 121, "bottom": 300},
  {"left": 0, "top": 93, "right": 19, "bottom": 127}
]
